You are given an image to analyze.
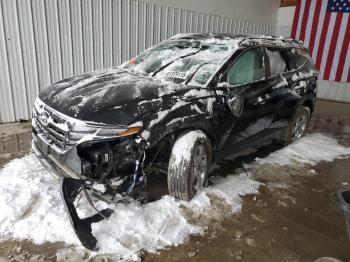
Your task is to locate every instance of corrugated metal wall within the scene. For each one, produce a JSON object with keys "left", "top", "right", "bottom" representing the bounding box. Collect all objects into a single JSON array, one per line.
[
  {"left": 0, "top": 0, "right": 276, "bottom": 123},
  {"left": 276, "top": 25, "right": 350, "bottom": 104}
]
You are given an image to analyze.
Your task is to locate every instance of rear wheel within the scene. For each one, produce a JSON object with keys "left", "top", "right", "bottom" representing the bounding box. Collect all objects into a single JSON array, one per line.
[
  {"left": 282, "top": 106, "right": 310, "bottom": 144},
  {"left": 167, "top": 130, "right": 212, "bottom": 201}
]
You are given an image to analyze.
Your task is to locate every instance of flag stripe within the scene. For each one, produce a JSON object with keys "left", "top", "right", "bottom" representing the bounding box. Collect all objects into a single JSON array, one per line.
[
  {"left": 319, "top": 13, "right": 337, "bottom": 79},
  {"left": 335, "top": 15, "right": 350, "bottom": 81},
  {"left": 291, "top": 0, "right": 302, "bottom": 38},
  {"left": 299, "top": 0, "right": 312, "bottom": 42},
  {"left": 342, "top": 46, "right": 350, "bottom": 81},
  {"left": 308, "top": 0, "right": 323, "bottom": 57},
  {"left": 311, "top": 0, "right": 328, "bottom": 63},
  {"left": 323, "top": 12, "right": 343, "bottom": 80},
  {"left": 303, "top": 0, "right": 317, "bottom": 48},
  {"left": 296, "top": 0, "right": 307, "bottom": 39},
  {"left": 329, "top": 14, "right": 350, "bottom": 81},
  {"left": 315, "top": 10, "right": 331, "bottom": 71}
]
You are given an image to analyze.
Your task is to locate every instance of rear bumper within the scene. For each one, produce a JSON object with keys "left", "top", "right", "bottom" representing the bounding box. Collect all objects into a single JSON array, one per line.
[{"left": 32, "top": 134, "right": 81, "bottom": 179}]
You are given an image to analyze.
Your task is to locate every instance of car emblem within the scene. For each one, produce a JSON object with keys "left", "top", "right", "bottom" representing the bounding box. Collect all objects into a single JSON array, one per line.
[{"left": 39, "top": 111, "right": 50, "bottom": 126}]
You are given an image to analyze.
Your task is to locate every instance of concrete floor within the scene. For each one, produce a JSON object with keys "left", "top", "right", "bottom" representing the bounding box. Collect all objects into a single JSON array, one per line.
[
  {"left": 0, "top": 100, "right": 350, "bottom": 261},
  {"left": 314, "top": 100, "right": 350, "bottom": 117}
]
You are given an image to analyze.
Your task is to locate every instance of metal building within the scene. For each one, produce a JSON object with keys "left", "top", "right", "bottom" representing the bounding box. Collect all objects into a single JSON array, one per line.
[{"left": 0, "top": 0, "right": 278, "bottom": 123}]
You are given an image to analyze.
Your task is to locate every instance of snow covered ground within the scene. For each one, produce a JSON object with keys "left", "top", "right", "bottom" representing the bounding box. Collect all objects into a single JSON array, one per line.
[{"left": 0, "top": 133, "right": 350, "bottom": 261}]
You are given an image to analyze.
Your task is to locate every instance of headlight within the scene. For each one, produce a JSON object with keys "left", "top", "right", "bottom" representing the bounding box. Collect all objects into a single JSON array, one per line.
[
  {"left": 94, "top": 121, "right": 143, "bottom": 138},
  {"left": 118, "top": 127, "right": 142, "bottom": 137},
  {"left": 95, "top": 126, "right": 141, "bottom": 137}
]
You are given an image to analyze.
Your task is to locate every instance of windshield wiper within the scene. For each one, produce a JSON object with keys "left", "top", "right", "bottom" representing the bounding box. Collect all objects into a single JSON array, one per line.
[
  {"left": 151, "top": 46, "right": 203, "bottom": 77},
  {"left": 184, "top": 62, "right": 211, "bottom": 85}
]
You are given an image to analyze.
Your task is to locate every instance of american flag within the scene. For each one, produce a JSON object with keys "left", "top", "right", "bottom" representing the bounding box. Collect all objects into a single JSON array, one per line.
[{"left": 291, "top": 0, "right": 350, "bottom": 82}]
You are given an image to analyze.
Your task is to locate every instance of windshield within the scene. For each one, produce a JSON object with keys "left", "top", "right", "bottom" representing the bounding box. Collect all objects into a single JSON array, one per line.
[{"left": 121, "top": 40, "right": 237, "bottom": 86}]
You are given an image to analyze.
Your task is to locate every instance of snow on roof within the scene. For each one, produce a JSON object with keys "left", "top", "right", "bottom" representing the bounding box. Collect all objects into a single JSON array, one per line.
[{"left": 170, "top": 33, "right": 306, "bottom": 49}]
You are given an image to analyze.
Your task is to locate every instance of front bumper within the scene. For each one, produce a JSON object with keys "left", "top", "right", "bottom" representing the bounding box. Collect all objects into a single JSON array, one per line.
[
  {"left": 60, "top": 177, "right": 114, "bottom": 250},
  {"left": 32, "top": 133, "right": 81, "bottom": 179}
]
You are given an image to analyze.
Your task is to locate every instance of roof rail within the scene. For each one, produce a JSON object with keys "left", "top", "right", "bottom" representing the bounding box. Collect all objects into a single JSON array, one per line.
[{"left": 240, "top": 35, "right": 305, "bottom": 49}]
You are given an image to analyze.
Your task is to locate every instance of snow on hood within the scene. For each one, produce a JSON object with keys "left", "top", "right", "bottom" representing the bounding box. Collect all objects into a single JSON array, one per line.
[
  {"left": 0, "top": 133, "right": 350, "bottom": 260},
  {"left": 39, "top": 68, "right": 187, "bottom": 125}
]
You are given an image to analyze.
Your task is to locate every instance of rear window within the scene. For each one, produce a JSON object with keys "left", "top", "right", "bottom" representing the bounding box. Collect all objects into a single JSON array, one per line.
[
  {"left": 284, "top": 49, "right": 314, "bottom": 71},
  {"left": 294, "top": 53, "right": 308, "bottom": 68},
  {"left": 266, "top": 49, "right": 287, "bottom": 75}
]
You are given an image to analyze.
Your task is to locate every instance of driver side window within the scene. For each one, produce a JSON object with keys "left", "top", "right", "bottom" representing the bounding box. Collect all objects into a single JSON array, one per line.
[{"left": 226, "top": 49, "right": 265, "bottom": 85}]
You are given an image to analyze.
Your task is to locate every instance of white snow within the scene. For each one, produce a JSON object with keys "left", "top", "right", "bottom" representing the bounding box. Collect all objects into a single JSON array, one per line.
[
  {"left": 206, "top": 97, "right": 216, "bottom": 114},
  {"left": 91, "top": 183, "right": 107, "bottom": 193},
  {"left": 140, "top": 130, "right": 150, "bottom": 140},
  {"left": 273, "top": 76, "right": 288, "bottom": 89},
  {"left": 0, "top": 153, "right": 260, "bottom": 261},
  {"left": 148, "top": 101, "right": 189, "bottom": 128},
  {"left": 138, "top": 98, "right": 162, "bottom": 105},
  {"left": 256, "top": 133, "right": 350, "bottom": 166},
  {"left": 128, "top": 121, "right": 143, "bottom": 128},
  {"left": 292, "top": 69, "right": 317, "bottom": 82},
  {"left": 1, "top": 133, "right": 350, "bottom": 261},
  {"left": 184, "top": 89, "right": 213, "bottom": 98},
  {"left": 148, "top": 110, "right": 170, "bottom": 128},
  {"left": 166, "top": 117, "right": 184, "bottom": 126},
  {"left": 0, "top": 155, "right": 79, "bottom": 245},
  {"left": 170, "top": 130, "right": 207, "bottom": 167},
  {"left": 191, "top": 104, "right": 204, "bottom": 114}
]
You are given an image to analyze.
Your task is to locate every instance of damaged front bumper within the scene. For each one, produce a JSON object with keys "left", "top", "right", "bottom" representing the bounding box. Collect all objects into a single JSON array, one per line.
[
  {"left": 32, "top": 137, "right": 112, "bottom": 250},
  {"left": 32, "top": 98, "right": 149, "bottom": 250},
  {"left": 60, "top": 177, "right": 115, "bottom": 250},
  {"left": 32, "top": 133, "right": 146, "bottom": 250},
  {"left": 32, "top": 136, "right": 81, "bottom": 179}
]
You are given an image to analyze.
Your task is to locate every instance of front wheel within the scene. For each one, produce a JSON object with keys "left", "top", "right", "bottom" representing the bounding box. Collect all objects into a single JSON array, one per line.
[{"left": 167, "top": 130, "right": 212, "bottom": 201}]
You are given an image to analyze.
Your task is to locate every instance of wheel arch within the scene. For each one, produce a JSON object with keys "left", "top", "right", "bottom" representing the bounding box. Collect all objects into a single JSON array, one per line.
[
  {"left": 145, "top": 121, "right": 216, "bottom": 167},
  {"left": 302, "top": 97, "right": 315, "bottom": 115}
]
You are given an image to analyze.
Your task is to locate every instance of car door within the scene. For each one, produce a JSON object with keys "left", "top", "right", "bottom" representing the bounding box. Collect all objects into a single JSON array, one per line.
[
  {"left": 258, "top": 47, "right": 294, "bottom": 140},
  {"left": 216, "top": 47, "right": 280, "bottom": 156},
  {"left": 262, "top": 47, "right": 316, "bottom": 141}
]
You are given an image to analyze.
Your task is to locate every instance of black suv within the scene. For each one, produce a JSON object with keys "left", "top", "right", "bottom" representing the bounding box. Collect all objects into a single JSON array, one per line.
[{"left": 32, "top": 34, "right": 317, "bottom": 249}]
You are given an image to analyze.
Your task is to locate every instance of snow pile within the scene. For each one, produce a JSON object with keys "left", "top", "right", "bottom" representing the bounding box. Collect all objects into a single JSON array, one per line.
[
  {"left": 0, "top": 155, "right": 259, "bottom": 260},
  {"left": 1, "top": 133, "right": 349, "bottom": 260},
  {"left": 257, "top": 133, "right": 350, "bottom": 166},
  {"left": 0, "top": 155, "right": 79, "bottom": 245}
]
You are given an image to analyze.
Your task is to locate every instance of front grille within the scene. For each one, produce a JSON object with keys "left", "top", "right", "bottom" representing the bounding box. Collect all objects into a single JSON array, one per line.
[
  {"left": 33, "top": 106, "right": 72, "bottom": 150},
  {"left": 32, "top": 99, "right": 125, "bottom": 153}
]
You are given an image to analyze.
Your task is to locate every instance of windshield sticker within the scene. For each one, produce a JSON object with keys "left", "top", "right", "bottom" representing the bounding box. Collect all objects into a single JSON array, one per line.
[{"left": 164, "top": 71, "right": 189, "bottom": 79}]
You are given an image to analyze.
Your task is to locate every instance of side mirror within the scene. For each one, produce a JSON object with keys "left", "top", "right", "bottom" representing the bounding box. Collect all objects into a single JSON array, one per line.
[{"left": 226, "top": 95, "right": 243, "bottom": 117}]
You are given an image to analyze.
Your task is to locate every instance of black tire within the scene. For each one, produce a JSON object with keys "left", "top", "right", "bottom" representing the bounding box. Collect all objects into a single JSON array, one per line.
[
  {"left": 167, "top": 130, "right": 212, "bottom": 201},
  {"left": 282, "top": 106, "right": 310, "bottom": 144}
]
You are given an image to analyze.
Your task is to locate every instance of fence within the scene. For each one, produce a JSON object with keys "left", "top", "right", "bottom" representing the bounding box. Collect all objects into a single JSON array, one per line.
[{"left": 0, "top": 0, "right": 276, "bottom": 123}]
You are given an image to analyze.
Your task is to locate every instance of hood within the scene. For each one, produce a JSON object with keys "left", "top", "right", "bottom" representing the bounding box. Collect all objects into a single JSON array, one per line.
[{"left": 39, "top": 68, "right": 187, "bottom": 125}]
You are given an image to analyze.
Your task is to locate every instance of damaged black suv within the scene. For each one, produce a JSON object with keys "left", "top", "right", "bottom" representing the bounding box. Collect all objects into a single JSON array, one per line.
[{"left": 32, "top": 34, "right": 317, "bottom": 249}]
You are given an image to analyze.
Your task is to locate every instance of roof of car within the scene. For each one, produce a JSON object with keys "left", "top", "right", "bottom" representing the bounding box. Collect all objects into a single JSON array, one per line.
[{"left": 169, "top": 33, "right": 306, "bottom": 50}]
